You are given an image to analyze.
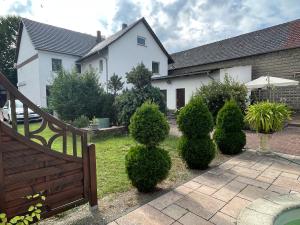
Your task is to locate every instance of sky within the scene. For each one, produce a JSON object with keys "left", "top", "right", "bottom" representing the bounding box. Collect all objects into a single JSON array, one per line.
[{"left": 1, "top": 0, "right": 300, "bottom": 53}]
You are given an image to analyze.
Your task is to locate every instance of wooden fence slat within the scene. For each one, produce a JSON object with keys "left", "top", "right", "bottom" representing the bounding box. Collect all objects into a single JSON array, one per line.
[
  {"left": 10, "top": 95, "right": 17, "bottom": 131},
  {"left": 0, "top": 125, "right": 6, "bottom": 213},
  {"left": 23, "top": 105, "right": 29, "bottom": 138},
  {"left": 72, "top": 132, "right": 77, "bottom": 157},
  {"left": 88, "top": 144, "right": 97, "bottom": 207},
  {"left": 5, "top": 162, "right": 83, "bottom": 186}
]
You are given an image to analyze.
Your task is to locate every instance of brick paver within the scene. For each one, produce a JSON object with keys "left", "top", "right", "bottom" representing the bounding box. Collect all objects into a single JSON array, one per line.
[
  {"left": 245, "top": 127, "right": 300, "bottom": 156},
  {"left": 111, "top": 151, "right": 300, "bottom": 225}
]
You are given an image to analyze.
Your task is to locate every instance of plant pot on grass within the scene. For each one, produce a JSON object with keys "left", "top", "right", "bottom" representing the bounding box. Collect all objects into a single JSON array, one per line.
[{"left": 245, "top": 101, "right": 291, "bottom": 153}]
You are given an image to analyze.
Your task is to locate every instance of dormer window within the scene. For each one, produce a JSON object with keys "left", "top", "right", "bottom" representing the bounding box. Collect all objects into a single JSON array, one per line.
[{"left": 137, "top": 36, "right": 146, "bottom": 46}]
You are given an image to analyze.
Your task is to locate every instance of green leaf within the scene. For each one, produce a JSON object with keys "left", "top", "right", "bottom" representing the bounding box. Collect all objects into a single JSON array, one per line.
[
  {"left": 36, "top": 214, "right": 41, "bottom": 220},
  {"left": 41, "top": 196, "right": 46, "bottom": 201},
  {"left": 0, "top": 214, "right": 6, "bottom": 219},
  {"left": 35, "top": 209, "right": 41, "bottom": 214},
  {"left": 28, "top": 206, "right": 35, "bottom": 212},
  {"left": 33, "top": 194, "right": 40, "bottom": 199},
  {"left": 36, "top": 203, "right": 42, "bottom": 208}
]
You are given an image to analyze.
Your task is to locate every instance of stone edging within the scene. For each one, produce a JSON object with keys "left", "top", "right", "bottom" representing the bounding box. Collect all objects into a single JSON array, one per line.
[{"left": 237, "top": 193, "right": 300, "bottom": 225}]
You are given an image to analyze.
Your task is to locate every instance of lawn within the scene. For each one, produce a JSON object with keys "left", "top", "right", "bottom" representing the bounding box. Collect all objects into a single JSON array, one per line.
[{"left": 17, "top": 122, "right": 185, "bottom": 197}]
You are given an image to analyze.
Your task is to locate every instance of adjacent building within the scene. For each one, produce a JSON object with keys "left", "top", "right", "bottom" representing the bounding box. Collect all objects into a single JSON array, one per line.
[
  {"left": 16, "top": 18, "right": 172, "bottom": 107},
  {"left": 153, "top": 19, "right": 300, "bottom": 110}
]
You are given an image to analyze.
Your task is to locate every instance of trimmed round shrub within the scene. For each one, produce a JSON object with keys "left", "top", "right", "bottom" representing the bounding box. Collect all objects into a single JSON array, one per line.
[
  {"left": 125, "top": 145, "right": 171, "bottom": 192},
  {"left": 214, "top": 100, "right": 246, "bottom": 155},
  {"left": 216, "top": 100, "right": 244, "bottom": 132},
  {"left": 214, "top": 128, "right": 246, "bottom": 155},
  {"left": 179, "top": 136, "right": 215, "bottom": 169},
  {"left": 177, "top": 97, "right": 213, "bottom": 138},
  {"left": 129, "top": 102, "right": 169, "bottom": 146}
]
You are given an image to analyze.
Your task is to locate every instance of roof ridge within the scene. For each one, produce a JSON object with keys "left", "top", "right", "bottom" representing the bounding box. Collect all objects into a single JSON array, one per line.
[
  {"left": 172, "top": 18, "right": 300, "bottom": 55},
  {"left": 21, "top": 17, "right": 97, "bottom": 39}
]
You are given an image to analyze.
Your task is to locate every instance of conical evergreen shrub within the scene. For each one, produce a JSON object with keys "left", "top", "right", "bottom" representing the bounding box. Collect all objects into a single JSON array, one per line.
[
  {"left": 214, "top": 100, "right": 246, "bottom": 154},
  {"left": 177, "top": 97, "right": 216, "bottom": 169},
  {"left": 125, "top": 102, "right": 171, "bottom": 192}
]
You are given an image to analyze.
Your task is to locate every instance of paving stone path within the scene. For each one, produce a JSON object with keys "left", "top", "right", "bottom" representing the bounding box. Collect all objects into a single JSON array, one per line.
[{"left": 108, "top": 151, "right": 300, "bottom": 225}]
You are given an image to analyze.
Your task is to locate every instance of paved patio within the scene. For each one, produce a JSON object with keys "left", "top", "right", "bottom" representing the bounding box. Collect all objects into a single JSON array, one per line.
[{"left": 108, "top": 151, "right": 300, "bottom": 225}]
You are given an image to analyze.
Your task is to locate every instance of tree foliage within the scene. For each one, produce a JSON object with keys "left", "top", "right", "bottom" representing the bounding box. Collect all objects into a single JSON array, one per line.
[
  {"left": 107, "top": 73, "right": 124, "bottom": 96},
  {"left": 214, "top": 100, "right": 246, "bottom": 154},
  {"left": 177, "top": 96, "right": 215, "bottom": 169},
  {"left": 115, "top": 63, "right": 166, "bottom": 125},
  {"left": 0, "top": 15, "right": 20, "bottom": 85},
  {"left": 195, "top": 76, "right": 248, "bottom": 120},
  {"left": 49, "top": 70, "right": 104, "bottom": 121},
  {"left": 129, "top": 102, "right": 169, "bottom": 147},
  {"left": 126, "top": 102, "right": 171, "bottom": 192}
]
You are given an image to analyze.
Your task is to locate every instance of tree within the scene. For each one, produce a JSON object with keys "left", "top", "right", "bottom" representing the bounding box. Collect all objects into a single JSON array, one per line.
[
  {"left": 177, "top": 97, "right": 216, "bottom": 169},
  {"left": 214, "top": 100, "right": 246, "bottom": 155},
  {"left": 115, "top": 63, "right": 166, "bottom": 125},
  {"left": 195, "top": 76, "right": 248, "bottom": 121},
  {"left": 49, "top": 69, "right": 104, "bottom": 121},
  {"left": 126, "top": 102, "right": 171, "bottom": 192},
  {"left": 107, "top": 73, "right": 124, "bottom": 96},
  {"left": 0, "top": 16, "right": 20, "bottom": 85}
]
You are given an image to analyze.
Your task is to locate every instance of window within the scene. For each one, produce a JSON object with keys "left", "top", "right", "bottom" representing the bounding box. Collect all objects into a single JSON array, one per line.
[
  {"left": 76, "top": 64, "right": 81, "bottom": 73},
  {"left": 99, "top": 60, "right": 103, "bottom": 72},
  {"left": 51, "top": 58, "right": 62, "bottom": 72},
  {"left": 137, "top": 36, "right": 146, "bottom": 46},
  {"left": 152, "top": 62, "right": 160, "bottom": 74}
]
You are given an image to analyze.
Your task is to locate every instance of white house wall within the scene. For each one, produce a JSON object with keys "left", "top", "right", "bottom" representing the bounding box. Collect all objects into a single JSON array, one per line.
[
  {"left": 152, "top": 73, "right": 219, "bottom": 110},
  {"left": 81, "top": 53, "right": 108, "bottom": 90},
  {"left": 108, "top": 22, "right": 168, "bottom": 89},
  {"left": 18, "top": 59, "right": 40, "bottom": 105},
  {"left": 17, "top": 28, "right": 37, "bottom": 64},
  {"left": 17, "top": 27, "right": 40, "bottom": 105},
  {"left": 220, "top": 65, "right": 252, "bottom": 84},
  {"left": 38, "top": 50, "right": 80, "bottom": 107}
]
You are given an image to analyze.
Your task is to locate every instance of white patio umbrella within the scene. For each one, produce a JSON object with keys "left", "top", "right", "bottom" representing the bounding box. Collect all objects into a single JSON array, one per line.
[
  {"left": 245, "top": 76, "right": 299, "bottom": 90},
  {"left": 246, "top": 76, "right": 299, "bottom": 102}
]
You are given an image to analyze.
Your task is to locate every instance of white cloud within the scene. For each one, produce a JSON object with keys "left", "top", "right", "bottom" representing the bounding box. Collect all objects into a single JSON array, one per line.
[{"left": 1, "top": 0, "right": 299, "bottom": 53}]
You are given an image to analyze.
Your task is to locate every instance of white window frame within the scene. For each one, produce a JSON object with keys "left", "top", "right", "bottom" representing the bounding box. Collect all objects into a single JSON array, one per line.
[
  {"left": 137, "top": 36, "right": 146, "bottom": 46},
  {"left": 51, "top": 58, "right": 62, "bottom": 72},
  {"left": 152, "top": 61, "right": 160, "bottom": 74}
]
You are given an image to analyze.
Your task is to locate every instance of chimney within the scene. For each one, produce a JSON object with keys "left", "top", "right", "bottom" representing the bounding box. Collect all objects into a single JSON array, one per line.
[
  {"left": 122, "top": 23, "right": 127, "bottom": 30},
  {"left": 96, "top": 30, "right": 101, "bottom": 43}
]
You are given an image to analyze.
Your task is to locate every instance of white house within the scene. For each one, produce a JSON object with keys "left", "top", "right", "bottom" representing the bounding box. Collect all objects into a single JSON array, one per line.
[{"left": 16, "top": 18, "right": 173, "bottom": 107}]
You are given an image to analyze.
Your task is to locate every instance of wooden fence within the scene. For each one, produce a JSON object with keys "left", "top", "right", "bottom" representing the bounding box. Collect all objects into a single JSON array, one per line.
[{"left": 0, "top": 72, "right": 97, "bottom": 219}]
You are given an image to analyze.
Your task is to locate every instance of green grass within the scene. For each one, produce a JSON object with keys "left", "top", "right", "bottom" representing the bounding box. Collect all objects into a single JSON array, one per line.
[
  {"left": 17, "top": 123, "right": 182, "bottom": 197},
  {"left": 93, "top": 135, "right": 180, "bottom": 197}
]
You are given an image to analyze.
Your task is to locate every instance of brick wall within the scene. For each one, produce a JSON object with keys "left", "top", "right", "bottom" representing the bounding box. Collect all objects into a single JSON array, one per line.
[{"left": 171, "top": 48, "right": 300, "bottom": 110}]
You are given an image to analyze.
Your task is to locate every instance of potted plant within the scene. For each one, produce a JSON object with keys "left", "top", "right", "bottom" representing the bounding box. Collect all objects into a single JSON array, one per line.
[
  {"left": 90, "top": 116, "right": 99, "bottom": 130},
  {"left": 245, "top": 101, "right": 291, "bottom": 152}
]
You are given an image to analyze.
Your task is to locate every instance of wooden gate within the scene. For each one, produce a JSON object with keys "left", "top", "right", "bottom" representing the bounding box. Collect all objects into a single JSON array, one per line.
[{"left": 0, "top": 72, "right": 97, "bottom": 219}]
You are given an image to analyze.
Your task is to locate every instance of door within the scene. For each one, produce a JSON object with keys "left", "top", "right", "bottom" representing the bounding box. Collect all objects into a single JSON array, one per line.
[{"left": 176, "top": 88, "right": 185, "bottom": 109}]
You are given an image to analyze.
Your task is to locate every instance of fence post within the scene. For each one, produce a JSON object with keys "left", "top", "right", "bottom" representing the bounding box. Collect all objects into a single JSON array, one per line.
[
  {"left": 0, "top": 123, "right": 6, "bottom": 213},
  {"left": 87, "top": 144, "right": 98, "bottom": 207}
]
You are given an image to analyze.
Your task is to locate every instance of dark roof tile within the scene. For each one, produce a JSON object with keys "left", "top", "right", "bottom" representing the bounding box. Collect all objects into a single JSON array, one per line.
[
  {"left": 22, "top": 18, "right": 97, "bottom": 57},
  {"left": 170, "top": 19, "right": 300, "bottom": 70}
]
